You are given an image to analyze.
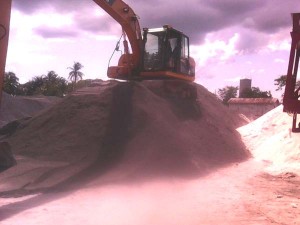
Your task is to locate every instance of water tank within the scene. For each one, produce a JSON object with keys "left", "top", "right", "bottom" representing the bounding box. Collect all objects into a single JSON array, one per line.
[{"left": 239, "top": 79, "right": 251, "bottom": 97}]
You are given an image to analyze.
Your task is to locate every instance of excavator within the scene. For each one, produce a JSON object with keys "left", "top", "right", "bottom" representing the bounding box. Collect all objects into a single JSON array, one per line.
[
  {"left": 283, "top": 13, "right": 300, "bottom": 132},
  {"left": 0, "top": 0, "right": 196, "bottom": 104}
]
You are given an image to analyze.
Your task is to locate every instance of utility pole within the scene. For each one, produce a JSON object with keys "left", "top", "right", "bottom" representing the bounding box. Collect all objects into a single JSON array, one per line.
[{"left": 0, "top": 0, "right": 12, "bottom": 107}]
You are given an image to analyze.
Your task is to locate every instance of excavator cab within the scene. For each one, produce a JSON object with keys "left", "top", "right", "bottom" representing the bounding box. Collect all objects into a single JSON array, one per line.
[
  {"left": 109, "top": 25, "right": 196, "bottom": 82},
  {"left": 142, "top": 25, "right": 195, "bottom": 80}
]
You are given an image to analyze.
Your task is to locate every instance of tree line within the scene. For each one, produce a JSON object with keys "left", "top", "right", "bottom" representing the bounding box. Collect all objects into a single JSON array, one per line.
[
  {"left": 3, "top": 62, "right": 84, "bottom": 97},
  {"left": 4, "top": 65, "right": 291, "bottom": 103},
  {"left": 218, "top": 75, "right": 290, "bottom": 105}
]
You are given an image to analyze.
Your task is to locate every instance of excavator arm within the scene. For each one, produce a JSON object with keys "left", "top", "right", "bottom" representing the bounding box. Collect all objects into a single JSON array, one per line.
[
  {"left": 0, "top": 0, "right": 12, "bottom": 105},
  {"left": 93, "top": 0, "right": 143, "bottom": 69},
  {"left": 0, "top": 0, "right": 196, "bottom": 107},
  {"left": 0, "top": 0, "right": 143, "bottom": 105}
]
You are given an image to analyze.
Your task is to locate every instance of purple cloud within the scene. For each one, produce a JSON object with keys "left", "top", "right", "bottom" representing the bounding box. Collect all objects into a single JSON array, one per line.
[
  {"left": 34, "top": 27, "right": 79, "bottom": 39},
  {"left": 12, "top": 0, "right": 300, "bottom": 46}
]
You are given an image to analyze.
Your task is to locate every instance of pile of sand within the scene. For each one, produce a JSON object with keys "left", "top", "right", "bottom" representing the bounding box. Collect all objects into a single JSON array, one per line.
[
  {"left": 0, "top": 92, "right": 60, "bottom": 128},
  {"left": 0, "top": 80, "right": 249, "bottom": 193},
  {"left": 238, "top": 105, "right": 300, "bottom": 175}
]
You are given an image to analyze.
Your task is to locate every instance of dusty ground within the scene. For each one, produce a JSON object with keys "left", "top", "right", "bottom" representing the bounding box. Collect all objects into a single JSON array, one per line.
[
  {"left": 0, "top": 81, "right": 299, "bottom": 224},
  {"left": 0, "top": 159, "right": 299, "bottom": 225},
  {"left": 246, "top": 171, "right": 300, "bottom": 225}
]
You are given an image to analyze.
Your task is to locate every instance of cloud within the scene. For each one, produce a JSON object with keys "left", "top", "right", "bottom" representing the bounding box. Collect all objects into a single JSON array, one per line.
[
  {"left": 11, "top": 0, "right": 300, "bottom": 51},
  {"left": 250, "top": 68, "right": 265, "bottom": 75},
  {"left": 12, "top": 0, "right": 90, "bottom": 14},
  {"left": 131, "top": 0, "right": 298, "bottom": 45},
  {"left": 243, "top": 1, "right": 294, "bottom": 33},
  {"left": 234, "top": 28, "right": 269, "bottom": 53},
  {"left": 225, "top": 76, "right": 242, "bottom": 83},
  {"left": 274, "top": 58, "right": 286, "bottom": 63},
  {"left": 72, "top": 11, "right": 120, "bottom": 35},
  {"left": 191, "top": 33, "right": 239, "bottom": 67},
  {"left": 34, "top": 27, "right": 79, "bottom": 39}
]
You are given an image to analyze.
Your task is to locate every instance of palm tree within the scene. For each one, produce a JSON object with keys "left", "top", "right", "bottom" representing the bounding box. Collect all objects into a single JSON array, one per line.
[
  {"left": 4, "top": 71, "right": 20, "bottom": 95},
  {"left": 24, "top": 76, "right": 45, "bottom": 95},
  {"left": 68, "top": 62, "right": 84, "bottom": 85},
  {"left": 43, "top": 71, "right": 67, "bottom": 96},
  {"left": 45, "top": 70, "right": 58, "bottom": 83}
]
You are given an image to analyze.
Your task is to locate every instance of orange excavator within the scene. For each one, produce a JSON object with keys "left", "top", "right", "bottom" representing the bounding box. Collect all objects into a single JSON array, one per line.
[
  {"left": 283, "top": 13, "right": 300, "bottom": 132},
  {"left": 0, "top": 0, "right": 196, "bottom": 104}
]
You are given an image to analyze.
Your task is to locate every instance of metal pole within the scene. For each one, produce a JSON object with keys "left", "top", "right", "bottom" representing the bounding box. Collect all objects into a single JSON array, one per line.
[{"left": 0, "top": 0, "right": 12, "bottom": 107}]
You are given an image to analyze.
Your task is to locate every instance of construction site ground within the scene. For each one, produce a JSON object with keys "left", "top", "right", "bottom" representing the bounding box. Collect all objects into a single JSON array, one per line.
[
  {"left": 0, "top": 80, "right": 299, "bottom": 224},
  {"left": 1, "top": 160, "right": 300, "bottom": 225}
]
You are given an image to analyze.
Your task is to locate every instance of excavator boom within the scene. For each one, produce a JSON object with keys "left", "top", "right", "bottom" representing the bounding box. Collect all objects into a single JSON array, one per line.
[
  {"left": 0, "top": 0, "right": 196, "bottom": 107},
  {"left": 93, "top": 0, "right": 142, "bottom": 68}
]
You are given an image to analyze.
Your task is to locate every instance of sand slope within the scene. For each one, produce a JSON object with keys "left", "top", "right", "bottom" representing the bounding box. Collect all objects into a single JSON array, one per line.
[
  {"left": 0, "top": 92, "right": 60, "bottom": 128},
  {"left": 238, "top": 105, "right": 300, "bottom": 175},
  {"left": 1, "top": 80, "right": 249, "bottom": 194}
]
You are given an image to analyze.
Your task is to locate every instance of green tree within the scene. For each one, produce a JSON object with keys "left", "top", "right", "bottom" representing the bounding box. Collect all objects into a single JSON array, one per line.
[
  {"left": 23, "top": 71, "right": 67, "bottom": 97},
  {"left": 274, "top": 74, "right": 300, "bottom": 91},
  {"left": 274, "top": 75, "right": 287, "bottom": 91},
  {"left": 218, "top": 86, "right": 238, "bottom": 105},
  {"left": 43, "top": 71, "right": 67, "bottom": 97},
  {"left": 23, "top": 76, "right": 45, "bottom": 95},
  {"left": 240, "top": 87, "right": 272, "bottom": 98},
  {"left": 3, "top": 72, "right": 20, "bottom": 95},
  {"left": 68, "top": 62, "right": 84, "bottom": 88}
]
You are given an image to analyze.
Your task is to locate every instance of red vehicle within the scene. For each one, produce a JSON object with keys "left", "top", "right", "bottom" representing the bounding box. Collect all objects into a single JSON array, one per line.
[
  {"left": 283, "top": 13, "right": 300, "bottom": 132},
  {"left": 0, "top": 0, "right": 196, "bottom": 104}
]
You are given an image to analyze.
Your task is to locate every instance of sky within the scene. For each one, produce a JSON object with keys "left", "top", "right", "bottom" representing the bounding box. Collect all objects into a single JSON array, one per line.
[{"left": 5, "top": 0, "right": 300, "bottom": 98}]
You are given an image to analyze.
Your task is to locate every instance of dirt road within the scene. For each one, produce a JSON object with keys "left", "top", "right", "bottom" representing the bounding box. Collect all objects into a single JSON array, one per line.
[{"left": 1, "top": 159, "right": 299, "bottom": 225}]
